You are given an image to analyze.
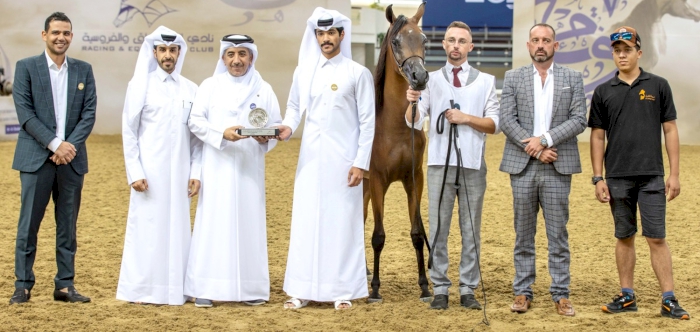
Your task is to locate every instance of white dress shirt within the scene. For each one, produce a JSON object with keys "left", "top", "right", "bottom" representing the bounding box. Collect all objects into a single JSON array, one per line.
[
  {"left": 45, "top": 51, "right": 68, "bottom": 152},
  {"left": 532, "top": 63, "right": 554, "bottom": 147},
  {"left": 448, "top": 61, "right": 470, "bottom": 87}
]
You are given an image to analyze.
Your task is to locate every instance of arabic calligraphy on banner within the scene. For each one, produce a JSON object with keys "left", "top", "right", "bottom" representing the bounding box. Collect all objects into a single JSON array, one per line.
[
  {"left": 79, "top": 32, "right": 217, "bottom": 53},
  {"left": 81, "top": 0, "right": 292, "bottom": 53},
  {"left": 537, "top": 0, "right": 632, "bottom": 104}
]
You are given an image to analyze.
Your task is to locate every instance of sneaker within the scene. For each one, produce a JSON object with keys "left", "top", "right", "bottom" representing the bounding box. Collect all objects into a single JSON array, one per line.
[
  {"left": 661, "top": 296, "right": 690, "bottom": 320},
  {"left": 195, "top": 298, "right": 213, "bottom": 308},
  {"left": 601, "top": 292, "right": 637, "bottom": 314}
]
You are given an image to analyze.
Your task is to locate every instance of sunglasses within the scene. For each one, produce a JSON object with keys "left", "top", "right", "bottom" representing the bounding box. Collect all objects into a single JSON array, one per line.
[{"left": 610, "top": 32, "right": 634, "bottom": 42}]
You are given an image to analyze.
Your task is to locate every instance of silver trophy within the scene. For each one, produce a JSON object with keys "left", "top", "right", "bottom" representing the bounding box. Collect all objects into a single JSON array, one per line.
[{"left": 236, "top": 107, "right": 279, "bottom": 136}]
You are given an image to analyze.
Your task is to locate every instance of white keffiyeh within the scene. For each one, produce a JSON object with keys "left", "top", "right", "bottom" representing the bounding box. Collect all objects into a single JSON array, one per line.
[
  {"left": 296, "top": 7, "right": 352, "bottom": 113},
  {"left": 123, "top": 26, "right": 187, "bottom": 125},
  {"left": 214, "top": 35, "right": 262, "bottom": 111}
]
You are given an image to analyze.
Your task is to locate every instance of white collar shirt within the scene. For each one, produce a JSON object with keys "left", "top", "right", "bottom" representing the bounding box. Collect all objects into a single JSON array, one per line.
[
  {"left": 448, "top": 61, "right": 471, "bottom": 87},
  {"left": 45, "top": 51, "right": 68, "bottom": 152},
  {"left": 407, "top": 62, "right": 472, "bottom": 130},
  {"left": 532, "top": 63, "right": 555, "bottom": 146}
]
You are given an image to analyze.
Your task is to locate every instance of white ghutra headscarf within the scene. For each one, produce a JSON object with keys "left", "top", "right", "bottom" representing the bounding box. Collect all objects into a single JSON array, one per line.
[
  {"left": 296, "top": 7, "right": 352, "bottom": 114},
  {"left": 123, "top": 25, "right": 187, "bottom": 124},
  {"left": 214, "top": 34, "right": 262, "bottom": 111}
]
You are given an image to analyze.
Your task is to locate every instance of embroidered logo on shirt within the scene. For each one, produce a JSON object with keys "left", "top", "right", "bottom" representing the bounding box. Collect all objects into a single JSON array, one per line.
[
  {"left": 250, "top": 103, "right": 256, "bottom": 109},
  {"left": 639, "top": 89, "right": 656, "bottom": 101}
]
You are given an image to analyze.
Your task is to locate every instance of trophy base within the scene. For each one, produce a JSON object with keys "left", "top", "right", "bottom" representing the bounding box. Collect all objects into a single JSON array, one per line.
[{"left": 236, "top": 128, "right": 279, "bottom": 137}]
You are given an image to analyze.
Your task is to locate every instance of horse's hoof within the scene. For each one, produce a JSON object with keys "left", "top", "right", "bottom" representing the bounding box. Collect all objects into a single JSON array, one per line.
[
  {"left": 368, "top": 297, "right": 383, "bottom": 304},
  {"left": 419, "top": 296, "right": 432, "bottom": 303}
]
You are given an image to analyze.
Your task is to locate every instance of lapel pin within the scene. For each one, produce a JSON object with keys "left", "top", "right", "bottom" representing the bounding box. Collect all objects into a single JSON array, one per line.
[
  {"left": 331, "top": 84, "right": 338, "bottom": 91},
  {"left": 78, "top": 83, "right": 85, "bottom": 90}
]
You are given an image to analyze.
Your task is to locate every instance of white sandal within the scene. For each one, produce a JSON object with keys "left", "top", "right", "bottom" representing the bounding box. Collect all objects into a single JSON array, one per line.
[
  {"left": 334, "top": 300, "right": 352, "bottom": 310},
  {"left": 284, "top": 297, "right": 309, "bottom": 309}
]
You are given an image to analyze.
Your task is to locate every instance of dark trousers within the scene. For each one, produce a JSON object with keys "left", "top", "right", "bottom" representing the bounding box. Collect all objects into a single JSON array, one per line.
[{"left": 15, "top": 159, "right": 84, "bottom": 290}]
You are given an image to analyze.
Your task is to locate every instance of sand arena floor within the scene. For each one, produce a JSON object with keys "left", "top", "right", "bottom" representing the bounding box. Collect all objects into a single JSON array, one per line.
[{"left": 1, "top": 134, "right": 699, "bottom": 331}]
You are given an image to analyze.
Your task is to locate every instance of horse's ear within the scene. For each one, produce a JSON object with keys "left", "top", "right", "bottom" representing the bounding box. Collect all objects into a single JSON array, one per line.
[
  {"left": 412, "top": 2, "right": 426, "bottom": 22},
  {"left": 386, "top": 4, "right": 396, "bottom": 24}
]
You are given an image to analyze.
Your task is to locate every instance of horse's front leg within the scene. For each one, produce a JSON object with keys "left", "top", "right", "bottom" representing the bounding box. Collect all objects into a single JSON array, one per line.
[
  {"left": 362, "top": 177, "right": 371, "bottom": 277},
  {"left": 368, "top": 176, "right": 387, "bottom": 303},
  {"left": 403, "top": 170, "right": 431, "bottom": 302}
]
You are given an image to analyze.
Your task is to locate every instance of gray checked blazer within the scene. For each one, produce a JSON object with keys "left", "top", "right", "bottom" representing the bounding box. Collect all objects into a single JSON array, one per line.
[
  {"left": 499, "top": 63, "right": 587, "bottom": 175},
  {"left": 12, "top": 53, "right": 96, "bottom": 175}
]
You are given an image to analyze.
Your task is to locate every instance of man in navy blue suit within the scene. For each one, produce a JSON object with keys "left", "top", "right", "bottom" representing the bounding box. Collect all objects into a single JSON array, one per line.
[{"left": 10, "top": 12, "right": 96, "bottom": 305}]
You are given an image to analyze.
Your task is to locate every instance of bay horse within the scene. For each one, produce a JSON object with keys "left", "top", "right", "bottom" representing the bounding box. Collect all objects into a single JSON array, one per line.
[{"left": 363, "top": 2, "right": 431, "bottom": 302}]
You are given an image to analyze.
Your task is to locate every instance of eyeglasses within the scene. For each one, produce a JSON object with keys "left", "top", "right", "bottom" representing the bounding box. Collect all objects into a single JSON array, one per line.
[
  {"left": 610, "top": 32, "right": 634, "bottom": 42},
  {"left": 445, "top": 38, "right": 470, "bottom": 46}
]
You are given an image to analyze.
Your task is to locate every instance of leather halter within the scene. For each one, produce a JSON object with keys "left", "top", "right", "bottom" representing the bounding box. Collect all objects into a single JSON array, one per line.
[{"left": 391, "top": 42, "right": 425, "bottom": 84}]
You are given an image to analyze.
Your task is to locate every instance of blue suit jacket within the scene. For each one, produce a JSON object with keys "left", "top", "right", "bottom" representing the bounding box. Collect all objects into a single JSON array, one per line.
[{"left": 12, "top": 53, "right": 96, "bottom": 174}]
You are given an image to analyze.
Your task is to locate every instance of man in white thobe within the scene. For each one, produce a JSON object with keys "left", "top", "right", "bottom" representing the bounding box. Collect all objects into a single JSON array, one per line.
[
  {"left": 405, "top": 21, "right": 500, "bottom": 310},
  {"left": 185, "top": 34, "right": 281, "bottom": 308},
  {"left": 118, "top": 26, "right": 202, "bottom": 305},
  {"left": 278, "top": 8, "right": 375, "bottom": 310}
]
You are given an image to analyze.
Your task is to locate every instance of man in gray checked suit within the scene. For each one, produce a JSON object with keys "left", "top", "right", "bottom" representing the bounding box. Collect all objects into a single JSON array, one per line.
[
  {"left": 10, "top": 12, "right": 96, "bottom": 305},
  {"left": 499, "top": 23, "right": 586, "bottom": 316}
]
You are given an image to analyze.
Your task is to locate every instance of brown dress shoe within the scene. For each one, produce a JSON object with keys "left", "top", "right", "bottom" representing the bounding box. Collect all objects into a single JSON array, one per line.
[
  {"left": 556, "top": 298, "right": 575, "bottom": 316},
  {"left": 510, "top": 295, "right": 531, "bottom": 313}
]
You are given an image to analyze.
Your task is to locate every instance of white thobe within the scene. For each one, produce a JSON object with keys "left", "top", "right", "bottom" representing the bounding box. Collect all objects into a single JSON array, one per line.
[
  {"left": 118, "top": 68, "right": 201, "bottom": 305},
  {"left": 282, "top": 54, "right": 375, "bottom": 301},
  {"left": 184, "top": 72, "right": 281, "bottom": 301}
]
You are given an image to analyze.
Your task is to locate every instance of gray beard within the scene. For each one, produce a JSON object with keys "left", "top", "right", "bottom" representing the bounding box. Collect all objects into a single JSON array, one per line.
[{"left": 531, "top": 53, "right": 553, "bottom": 63}]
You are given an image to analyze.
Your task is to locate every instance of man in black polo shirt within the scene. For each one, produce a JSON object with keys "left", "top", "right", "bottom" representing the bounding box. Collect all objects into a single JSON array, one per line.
[{"left": 589, "top": 26, "right": 689, "bottom": 320}]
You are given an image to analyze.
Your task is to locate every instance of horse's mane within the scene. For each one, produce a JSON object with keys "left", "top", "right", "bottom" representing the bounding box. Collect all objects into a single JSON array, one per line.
[{"left": 375, "top": 15, "right": 408, "bottom": 111}]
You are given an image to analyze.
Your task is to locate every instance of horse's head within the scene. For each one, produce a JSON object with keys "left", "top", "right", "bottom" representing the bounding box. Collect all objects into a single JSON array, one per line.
[{"left": 385, "top": 3, "right": 429, "bottom": 91}]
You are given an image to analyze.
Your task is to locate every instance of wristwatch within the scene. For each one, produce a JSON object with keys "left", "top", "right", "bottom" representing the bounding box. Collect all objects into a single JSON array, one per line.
[
  {"left": 539, "top": 135, "right": 548, "bottom": 147},
  {"left": 592, "top": 176, "right": 604, "bottom": 185}
]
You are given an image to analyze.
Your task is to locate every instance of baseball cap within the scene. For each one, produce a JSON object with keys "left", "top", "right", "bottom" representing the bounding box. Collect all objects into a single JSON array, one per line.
[{"left": 610, "top": 26, "right": 641, "bottom": 49}]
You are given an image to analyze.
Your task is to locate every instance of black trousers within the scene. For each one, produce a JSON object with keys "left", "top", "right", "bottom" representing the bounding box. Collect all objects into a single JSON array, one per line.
[{"left": 15, "top": 159, "right": 84, "bottom": 290}]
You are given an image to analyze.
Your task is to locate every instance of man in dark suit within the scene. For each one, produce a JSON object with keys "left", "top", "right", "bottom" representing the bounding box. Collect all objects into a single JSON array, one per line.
[
  {"left": 499, "top": 23, "right": 586, "bottom": 316},
  {"left": 10, "top": 12, "right": 96, "bottom": 305}
]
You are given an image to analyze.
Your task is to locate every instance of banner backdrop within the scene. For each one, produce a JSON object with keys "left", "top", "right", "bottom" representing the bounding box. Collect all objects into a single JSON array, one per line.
[
  {"left": 514, "top": 0, "right": 700, "bottom": 144},
  {"left": 0, "top": 0, "right": 347, "bottom": 135}
]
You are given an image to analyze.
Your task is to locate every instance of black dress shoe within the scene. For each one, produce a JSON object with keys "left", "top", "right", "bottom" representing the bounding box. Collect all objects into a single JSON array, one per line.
[
  {"left": 460, "top": 294, "right": 482, "bottom": 310},
  {"left": 430, "top": 294, "right": 449, "bottom": 309},
  {"left": 53, "top": 286, "right": 91, "bottom": 303},
  {"left": 10, "top": 288, "right": 31, "bottom": 305}
]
